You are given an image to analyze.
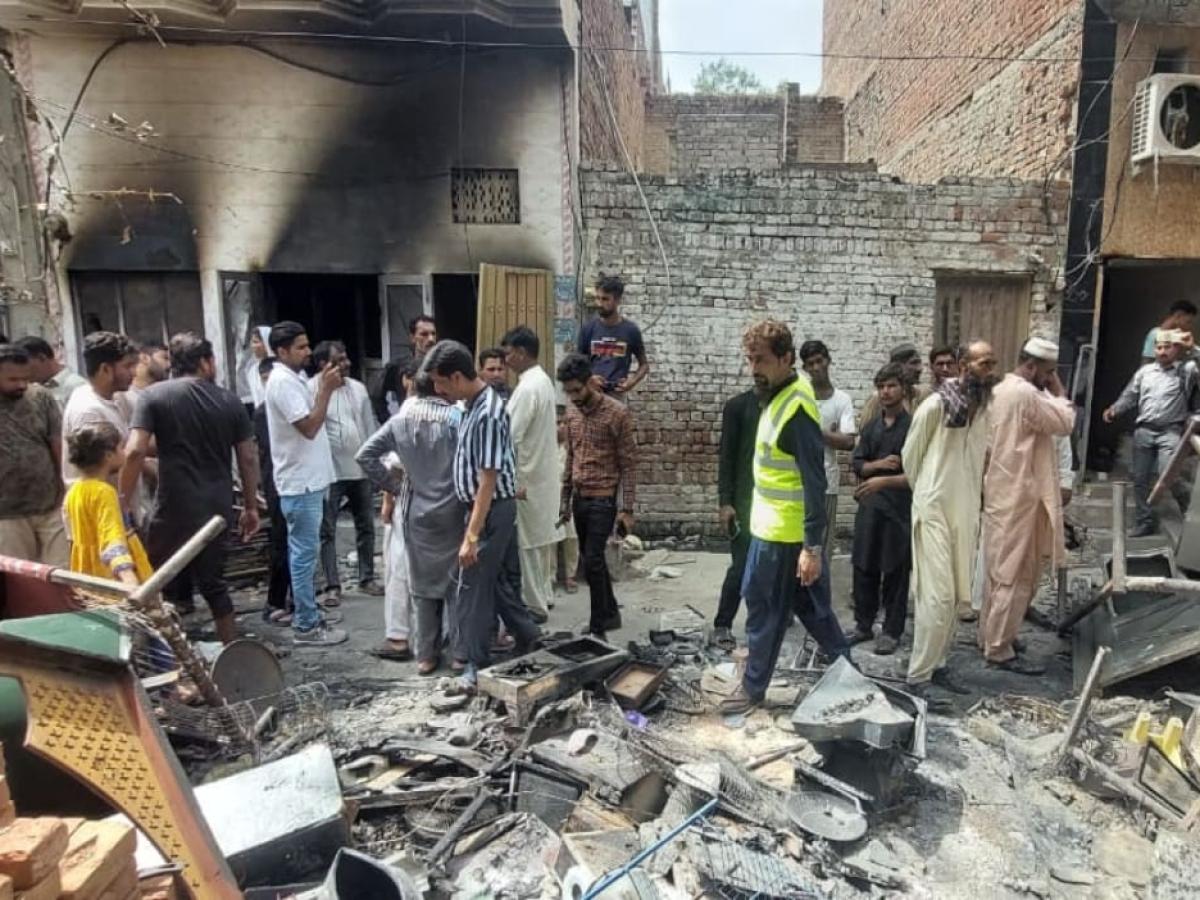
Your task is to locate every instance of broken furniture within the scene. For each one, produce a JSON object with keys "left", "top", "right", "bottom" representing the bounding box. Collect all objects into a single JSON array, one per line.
[
  {"left": 0, "top": 618, "right": 240, "bottom": 899},
  {"left": 477, "top": 636, "right": 628, "bottom": 724},
  {"left": 604, "top": 661, "right": 669, "bottom": 710},
  {"left": 129, "top": 743, "right": 350, "bottom": 888},
  {"left": 530, "top": 729, "right": 668, "bottom": 821},
  {"left": 1065, "top": 481, "right": 1200, "bottom": 690},
  {"left": 789, "top": 657, "right": 927, "bottom": 812}
]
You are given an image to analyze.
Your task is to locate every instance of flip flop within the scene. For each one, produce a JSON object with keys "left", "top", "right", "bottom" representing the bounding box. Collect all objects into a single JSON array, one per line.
[
  {"left": 265, "top": 608, "right": 293, "bottom": 626},
  {"left": 372, "top": 640, "right": 412, "bottom": 661}
]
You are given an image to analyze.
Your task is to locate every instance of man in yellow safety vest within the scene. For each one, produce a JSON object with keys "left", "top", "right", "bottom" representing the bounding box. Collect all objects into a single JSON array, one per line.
[{"left": 721, "top": 320, "right": 850, "bottom": 714}]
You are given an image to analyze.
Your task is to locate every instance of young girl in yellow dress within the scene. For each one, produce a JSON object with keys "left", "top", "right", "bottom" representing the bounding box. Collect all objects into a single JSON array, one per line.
[{"left": 62, "top": 423, "right": 153, "bottom": 587}]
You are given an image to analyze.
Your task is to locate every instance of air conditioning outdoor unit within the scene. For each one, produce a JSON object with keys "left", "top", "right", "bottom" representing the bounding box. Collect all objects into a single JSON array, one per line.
[{"left": 1131, "top": 73, "right": 1200, "bottom": 166}]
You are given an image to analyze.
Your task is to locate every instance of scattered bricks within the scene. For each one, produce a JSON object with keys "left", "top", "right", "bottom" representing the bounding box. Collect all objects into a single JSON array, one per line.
[
  {"left": 137, "top": 873, "right": 178, "bottom": 900},
  {"left": 0, "top": 819, "right": 68, "bottom": 889},
  {"left": 57, "top": 821, "right": 136, "bottom": 900},
  {"left": 95, "top": 861, "right": 137, "bottom": 900},
  {"left": 11, "top": 867, "right": 58, "bottom": 900}
]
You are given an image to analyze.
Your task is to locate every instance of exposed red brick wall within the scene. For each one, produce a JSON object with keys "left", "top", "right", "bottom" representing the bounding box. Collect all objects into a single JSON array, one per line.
[
  {"left": 580, "top": 0, "right": 650, "bottom": 166},
  {"left": 822, "top": 0, "right": 1082, "bottom": 181}
]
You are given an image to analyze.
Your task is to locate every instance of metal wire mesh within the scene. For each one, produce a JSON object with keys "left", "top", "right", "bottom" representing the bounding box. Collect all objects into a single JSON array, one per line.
[
  {"left": 687, "top": 826, "right": 823, "bottom": 899},
  {"left": 158, "top": 682, "right": 330, "bottom": 751}
]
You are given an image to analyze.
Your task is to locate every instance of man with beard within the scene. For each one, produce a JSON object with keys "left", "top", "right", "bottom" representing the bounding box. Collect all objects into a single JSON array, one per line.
[
  {"left": 578, "top": 275, "right": 651, "bottom": 397},
  {"left": 479, "top": 348, "right": 510, "bottom": 397},
  {"left": 128, "top": 342, "right": 169, "bottom": 399},
  {"left": 979, "top": 338, "right": 1074, "bottom": 674},
  {"left": 721, "top": 321, "right": 843, "bottom": 714},
  {"left": 903, "top": 340, "right": 998, "bottom": 697},
  {"left": 15, "top": 336, "right": 86, "bottom": 409},
  {"left": 0, "top": 342, "right": 67, "bottom": 565},
  {"left": 63, "top": 332, "right": 139, "bottom": 488}
]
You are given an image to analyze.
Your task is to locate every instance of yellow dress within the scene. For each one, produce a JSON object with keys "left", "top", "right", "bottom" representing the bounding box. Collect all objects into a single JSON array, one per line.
[{"left": 62, "top": 478, "right": 153, "bottom": 583}]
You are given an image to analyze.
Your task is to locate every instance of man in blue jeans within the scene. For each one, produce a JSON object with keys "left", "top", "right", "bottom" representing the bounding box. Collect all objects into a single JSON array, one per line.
[
  {"left": 265, "top": 320, "right": 348, "bottom": 645},
  {"left": 721, "top": 320, "right": 849, "bottom": 714}
]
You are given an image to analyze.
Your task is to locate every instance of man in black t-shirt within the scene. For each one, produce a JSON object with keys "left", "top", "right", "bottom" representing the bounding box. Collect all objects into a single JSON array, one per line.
[
  {"left": 577, "top": 275, "right": 651, "bottom": 397},
  {"left": 121, "top": 332, "right": 260, "bottom": 643}
]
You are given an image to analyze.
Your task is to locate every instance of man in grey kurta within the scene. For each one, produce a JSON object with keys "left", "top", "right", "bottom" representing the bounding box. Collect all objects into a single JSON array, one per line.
[{"left": 357, "top": 374, "right": 465, "bottom": 672}]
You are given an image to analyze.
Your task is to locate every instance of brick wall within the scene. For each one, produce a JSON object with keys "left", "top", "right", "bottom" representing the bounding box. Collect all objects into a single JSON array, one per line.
[
  {"left": 643, "top": 94, "right": 784, "bottom": 175},
  {"left": 785, "top": 87, "right": 845, "bottom": 164},
  {"left": 642, "top": 88, "right": 846, "bottom": 175},
  {"left": 580, "top": 0, "right": 651, "bottom": 166},
  {"left": 580, "top": 166, "right": 1064, "bottom": 537},
  {"left": 822, "top": 0, "right": 1082, "bottom": 181}
]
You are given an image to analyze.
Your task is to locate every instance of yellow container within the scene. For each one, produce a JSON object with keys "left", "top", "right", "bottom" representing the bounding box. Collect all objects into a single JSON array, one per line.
[
  {"left": 1125, "top": 710, "right": 1153, "bottom": 745},
  {"left": 1150, "top": 716, "right": 1187, "bottom": 770}
]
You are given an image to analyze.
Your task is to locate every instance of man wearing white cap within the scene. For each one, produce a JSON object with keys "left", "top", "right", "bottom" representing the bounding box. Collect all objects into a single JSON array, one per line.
[
  {"left": 1104, "top": 328, "right": 1200, "bottom": 536},
  {"left": 980, "top": 337, "right": 1074, "bottom": 672}
]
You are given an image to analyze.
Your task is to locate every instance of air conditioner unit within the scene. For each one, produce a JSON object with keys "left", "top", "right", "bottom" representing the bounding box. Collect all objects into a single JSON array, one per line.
[{"left": 1131, "top": 74, "right": 1200, "bottom": 166}]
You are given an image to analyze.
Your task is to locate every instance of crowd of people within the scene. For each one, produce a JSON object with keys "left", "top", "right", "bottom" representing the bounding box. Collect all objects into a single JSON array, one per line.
[
  {"left": 0, "top": 279, "right": 1194, "bottom": 702},
  {"left": 715, "top": 324, "right": 1078, "bottom": 711},
  {"left": 0, "top": 274, "right": 647, "bottom": 695}
]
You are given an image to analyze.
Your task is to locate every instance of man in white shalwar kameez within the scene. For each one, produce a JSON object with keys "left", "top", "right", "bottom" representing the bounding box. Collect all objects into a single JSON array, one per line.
[
  {"left": 502, "top": 326, "right": 561, "bottom": 623},
  {"left": 979, "top": 338, "right": 1074, "bottom": 673},
  {"left": 903, "top": 341, "right": 999, "bottom": 696}
]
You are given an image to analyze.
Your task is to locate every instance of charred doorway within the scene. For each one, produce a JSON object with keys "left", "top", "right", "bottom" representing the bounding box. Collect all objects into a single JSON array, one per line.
[
  {"left": 433, "top": 274, "right": 478, "bottom": 355},
  {"left": 1088, "top": 261, "right": 1200, "bottom": 471},
  {"left": 259, "top": 273, "right": 381, "bottom": 380}
]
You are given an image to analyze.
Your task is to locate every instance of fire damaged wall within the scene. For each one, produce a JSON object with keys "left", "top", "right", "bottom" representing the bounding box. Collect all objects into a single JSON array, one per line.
[{"left": 17, "top": 35, "right": 572, "bottom": 367}]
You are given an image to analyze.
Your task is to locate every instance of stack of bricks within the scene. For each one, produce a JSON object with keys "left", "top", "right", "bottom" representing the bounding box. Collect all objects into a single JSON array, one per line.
[{"left": 0, "top": 742, "right": 176, "bottom": 900}]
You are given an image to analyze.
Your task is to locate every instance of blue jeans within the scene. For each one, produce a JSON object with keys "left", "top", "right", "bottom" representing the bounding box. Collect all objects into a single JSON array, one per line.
[
  {"left": 281, "top": 489, "right": 326, "bottom": 632},
  {"left": 741, "top": 537, "right": 850, "bottom": 700}
]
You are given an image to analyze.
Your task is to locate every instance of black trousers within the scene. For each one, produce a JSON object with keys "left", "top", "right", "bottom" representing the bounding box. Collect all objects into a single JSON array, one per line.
[
  {"left": 147, "top": 520, "right": 234, "bottom": 619},
  {"left": 319, "top": 478, "right": 377, "bottom": 589},
  {"left": 574, "top": 495, "right": 620, "bottom": 632},
  {"left": 265, "top": 491, "right": 292, "bottom": 612},
  {"left": 714, "top": 528, "right": 751, "bottom": 629},
  {"left": 456, "top": 499, "right": 540, "bottom": 672},
  {"left": 852, "top": 565, "right": 910, "bottom": 640}
]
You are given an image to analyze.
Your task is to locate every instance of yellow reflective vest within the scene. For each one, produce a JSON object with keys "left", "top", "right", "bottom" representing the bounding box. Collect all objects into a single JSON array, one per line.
[{"left": 750, "top": 375, "right": 820, "bottom": 543}]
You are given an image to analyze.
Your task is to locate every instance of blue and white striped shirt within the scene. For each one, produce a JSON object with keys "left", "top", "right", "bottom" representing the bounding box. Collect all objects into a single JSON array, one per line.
[{"left": 454, "top": 385, "right": 517, "bottom": 504}]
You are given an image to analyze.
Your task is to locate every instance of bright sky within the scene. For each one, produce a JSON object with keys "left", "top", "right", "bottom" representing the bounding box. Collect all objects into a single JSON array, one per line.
[{"left": 658, "top": 0, "right": 825, "bottom": 94}]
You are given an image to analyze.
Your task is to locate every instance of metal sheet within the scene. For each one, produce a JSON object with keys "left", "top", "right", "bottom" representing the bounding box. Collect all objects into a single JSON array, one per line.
[
  {"left": 786, "top": 791, "right": 868, "bottom": 842},
  {"left": 791, "top": 656, "right": 914, "bottom": 749},
  {"left": 210, "top": 639, "right": 284, "bottom": 709}
]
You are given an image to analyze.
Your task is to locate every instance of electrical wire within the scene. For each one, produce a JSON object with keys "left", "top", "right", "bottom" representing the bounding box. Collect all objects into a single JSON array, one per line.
[
  {"left": 240, "top": 40, "right": 480, "bottom": 86},
  {"left": 588, "top": 47, "right": 672, "bottom": 334},
  {"left": 27, "top": 17, "right": 1200, "bottom": 67}
]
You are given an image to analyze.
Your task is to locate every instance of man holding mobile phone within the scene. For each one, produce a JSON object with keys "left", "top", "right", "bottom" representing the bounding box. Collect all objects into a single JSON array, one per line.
[{"left": 556, "top": 353, "right": 637, "bottom": 641}]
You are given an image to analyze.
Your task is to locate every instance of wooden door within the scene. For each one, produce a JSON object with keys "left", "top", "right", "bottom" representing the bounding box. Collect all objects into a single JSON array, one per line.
[
  {"left": 935, "top": 274, "right": 1032, "bottom": 371},
  {"left": 475, "top": 264, "right": 555, "bottom": 374}
]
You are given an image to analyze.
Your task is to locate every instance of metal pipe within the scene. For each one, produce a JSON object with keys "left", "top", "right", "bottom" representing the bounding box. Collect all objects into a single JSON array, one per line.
[
  {"left": 1061, "top": 645, "right": 1109, "bottom": 757},
  {"left": 582, "top": 797, "right": 718, "bottom": 899}
]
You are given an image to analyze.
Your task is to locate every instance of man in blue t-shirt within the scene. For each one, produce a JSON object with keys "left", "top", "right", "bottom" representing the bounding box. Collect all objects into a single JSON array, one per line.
[{"left": 577, "top": 275, "right": 651, "bottom": 396}]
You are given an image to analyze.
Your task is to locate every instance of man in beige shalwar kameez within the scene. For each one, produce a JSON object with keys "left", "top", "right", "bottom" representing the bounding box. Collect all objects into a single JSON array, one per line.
[
  {"left": 903, "top": 341, "right": 999, "bottom": 696},
  {"left": 979, "top": 338, "right": 1075, "bottom": 672}
]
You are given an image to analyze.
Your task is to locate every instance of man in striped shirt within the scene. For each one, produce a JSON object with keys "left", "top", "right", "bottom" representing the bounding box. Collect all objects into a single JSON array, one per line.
[{"left": 425, "top": 340, "right": 541, "bottom": 690}]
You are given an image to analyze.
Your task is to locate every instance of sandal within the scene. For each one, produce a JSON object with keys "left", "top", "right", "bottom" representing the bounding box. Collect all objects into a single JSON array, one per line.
[
  {"left": 371, "top": 640, "right": 412, "bottom": 661},
  {"left": 451, "top": 658, "right": 467, "bottom": 675},
  {"left": 323, "top": 590, "right": 343, "bottom": 608},
  {"left": 417, "top": 658, "right": 439, "bottom": 676},
  {"left": 564, "top": 578, "right": 579, "bottom": 594},
  {"left": 264, "top": 608, "right": 293, "bottom": 626}
]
